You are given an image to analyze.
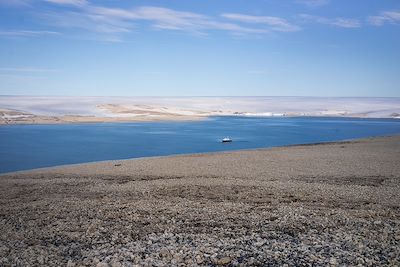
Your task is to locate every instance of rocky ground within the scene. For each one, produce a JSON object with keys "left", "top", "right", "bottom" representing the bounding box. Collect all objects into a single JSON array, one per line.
[{"left": 0, "top": 136, "right": 399, "bottom": 266}]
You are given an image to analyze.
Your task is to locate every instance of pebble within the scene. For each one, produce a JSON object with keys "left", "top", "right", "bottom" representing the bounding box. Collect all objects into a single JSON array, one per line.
[
  {"left": 215, "top": 256, "right": 232, "bottom": 266},
  {"left": 329, "top": 257, "right": 338, "bottom": 265},
  {"left": 159, "top": 248, "right": 171, "bottom": 259},
  {"left": 96, "top": 262, "right": 109, "bottom": 267},
  {"left": 195, "top": 254, "right": 204, "bottom": 264},
  {"left": 110, "top": 260, "right": 122, "bottom": 267}
]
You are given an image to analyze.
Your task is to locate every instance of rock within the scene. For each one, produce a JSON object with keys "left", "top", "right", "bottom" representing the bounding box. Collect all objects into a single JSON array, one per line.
[
  {"left": 159, "top": 248, "right": 171, "bottom": 259},
  {"left": 329, "top": 257, "right": 338, "bottom": 266},
  {"left": 254, "top": 240, "right": 265, "bottom": 247},
  {"left": 269, "top": 216, "right": 279, "bottom": 221},
  {"left": 216, "top": 256, "right": 231, "bottom": 266},
  {"left": 86, "top": 223, "right": 97, "bottom": 234},
  {"left": 37, "top": 255, "right": 45, "bottom": 265},
  {"left": 93, "top": 258, "right": 100, "bottom": 265},
  {"left": 96, "top": 262, "right": 109, "bottom": 267},
  {"left": 67, "top": 259, "right": 75, "bottom": 267},
  {"left": 171, "top": 254, "right": 184, "bottom": 265},
  {"left": 110, "top": 260, "right": 122, "bottom": 267},
  {"left": 0, "top": 246, "right": 10, "bottom": 257},
  {"left": 185, "top": 257, "right": 194, "bottom": 265},
  {"left": 195, "top": 254, "right": 204, "bottom": 264}
]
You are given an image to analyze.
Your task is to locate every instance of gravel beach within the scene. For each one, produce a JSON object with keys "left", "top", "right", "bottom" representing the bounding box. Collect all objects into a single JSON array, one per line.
[{"left": 1, "top": 136, "right": 399, "bottom": 266}]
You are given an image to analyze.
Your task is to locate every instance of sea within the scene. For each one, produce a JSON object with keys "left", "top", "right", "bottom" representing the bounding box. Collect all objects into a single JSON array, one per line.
[{"left": 1, "top": 116, "right": 400, "bottom": 173}]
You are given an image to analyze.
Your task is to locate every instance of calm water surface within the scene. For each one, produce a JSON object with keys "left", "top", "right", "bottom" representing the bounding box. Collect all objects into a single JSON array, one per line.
[{"left": 1, "top": 116, "right": 400, "bottom": 173}]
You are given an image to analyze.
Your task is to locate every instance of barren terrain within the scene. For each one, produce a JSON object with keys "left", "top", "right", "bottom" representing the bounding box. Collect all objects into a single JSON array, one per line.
[{"left": 0, "top": 136, "right": 399, "bottom": 266}]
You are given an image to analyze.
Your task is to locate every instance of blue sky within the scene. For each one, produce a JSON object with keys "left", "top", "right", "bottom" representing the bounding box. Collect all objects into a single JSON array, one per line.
[{"left": 0, "top": 0, "right": 399, "bottom": 97}]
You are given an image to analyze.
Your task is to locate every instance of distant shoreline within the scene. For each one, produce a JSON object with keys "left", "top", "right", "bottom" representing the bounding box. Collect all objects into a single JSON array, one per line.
[
  {"left": 0, "top": 114, "right": 206, "bottom": 125},
  {"left": 1, "top": 96, "right": 399, "bottom": 124},
  {"left": 1, "top": 114, "right": 400, "bottom": 126}
]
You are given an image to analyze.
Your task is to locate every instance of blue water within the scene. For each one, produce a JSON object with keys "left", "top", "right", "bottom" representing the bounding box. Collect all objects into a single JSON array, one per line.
[{"left": 1, "top": 116, "right": 400, "bottom": 173}]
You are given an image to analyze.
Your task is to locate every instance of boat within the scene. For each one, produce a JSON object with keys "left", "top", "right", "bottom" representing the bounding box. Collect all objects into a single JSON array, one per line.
[{"left": 222, "top": 137, "right": 232, "bottom": 143}]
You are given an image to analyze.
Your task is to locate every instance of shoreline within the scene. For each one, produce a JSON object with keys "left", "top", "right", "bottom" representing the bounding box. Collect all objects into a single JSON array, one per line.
[
  {"left": 0, "top": 114, "right": 399, "bottom": 126},
  {"left": 1, "top": 134, "right": 397, "bottom": 176},
  {"left": 0, "top": 114, "right": 207, "bottom": 125},
  {"left": 1, "top": 96, "right": 400, "bottom": 125}
]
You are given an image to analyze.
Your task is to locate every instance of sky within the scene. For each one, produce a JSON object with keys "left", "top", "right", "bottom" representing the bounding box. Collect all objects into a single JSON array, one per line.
[{"left": 0, "top": 0, "right": 399, "bottom": 97}]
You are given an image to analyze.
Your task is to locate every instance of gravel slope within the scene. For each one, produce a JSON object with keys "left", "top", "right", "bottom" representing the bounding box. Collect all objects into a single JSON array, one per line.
[{"left": 1, "top": 136, "right": 399, "bottom": 266}]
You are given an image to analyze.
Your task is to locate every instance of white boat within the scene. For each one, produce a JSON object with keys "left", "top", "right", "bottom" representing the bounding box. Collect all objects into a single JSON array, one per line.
[{"left": 222, "top": 137, "right": 232, "bottom": 143}]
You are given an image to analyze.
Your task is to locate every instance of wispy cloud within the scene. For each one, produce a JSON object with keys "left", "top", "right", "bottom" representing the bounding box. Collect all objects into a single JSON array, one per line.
[
  {"left": 368, "top": 11, "right": 400, "bottom": 26},
  {"left": 299, "top": 14, "right": 361, "bottom": 28},
  {"left": 42, "top": 11, "right": 133, "bottom": 34},
  {"left": 44, "top": 0, "right": 88, "bottom": 6},
  {"left": 330, "top": 18, "right": 361, "bottom": 28},
  {"left": 221, "top": 13, "right": 301, "bottom": 32},
  {"left": 296, "top": 0, "right": 330, "bottom": 8},
  {"left": 39, "top": 2, "right": 298, "bottom": 37},
  {"left": 0, "top": 30, "right": 60, "bottom": 37},
  {"left": 7, "top": 1, "right": 370, "bottom": 41},
  {"left": 78, "top": 6, "right": 271, "bottom": 35}
]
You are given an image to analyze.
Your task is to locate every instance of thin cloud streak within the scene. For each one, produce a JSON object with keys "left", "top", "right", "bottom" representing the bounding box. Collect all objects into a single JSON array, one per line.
[
  {"left": 0, "top": 30, "right": 60, "bottom": 37},
  {"left": 2, "top": 0, "right": 378, "bottom": 42},
  {"left": 44, "top": 0, "right": 88, "bottom": 6},
  {"left": 299, "top": 14, "right": 361, "bottom": 28},
  {"left": 221, "top": 13, "right": 301, "bottom": 32},
  {"left": 331, "top": 18, "right": 361, "bottom": 28},
  {"left": 40, "top": 2, "right": 293, "bottom": 36},
  {"left": 42, "top": 11, "right": 133, "bottom": 34},
  {"left": 83, "top": 6, "right": 271, "bottom": 35},
  {"left": 368, "top": 10, "right": 400, "bottom": 26}
]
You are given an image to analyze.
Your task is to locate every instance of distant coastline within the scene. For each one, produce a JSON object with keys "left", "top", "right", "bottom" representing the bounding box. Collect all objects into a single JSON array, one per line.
[
  {"left": 1, "top": 96, "right": 399, "bottom": 125},
  {"left": 1, "top": 114, "right": 400, "bottom": 126}
]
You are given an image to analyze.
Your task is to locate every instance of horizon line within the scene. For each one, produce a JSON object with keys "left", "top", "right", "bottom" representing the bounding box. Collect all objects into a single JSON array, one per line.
[{"left": 1, "top": 95, "right": 400, "bottom": 98}]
